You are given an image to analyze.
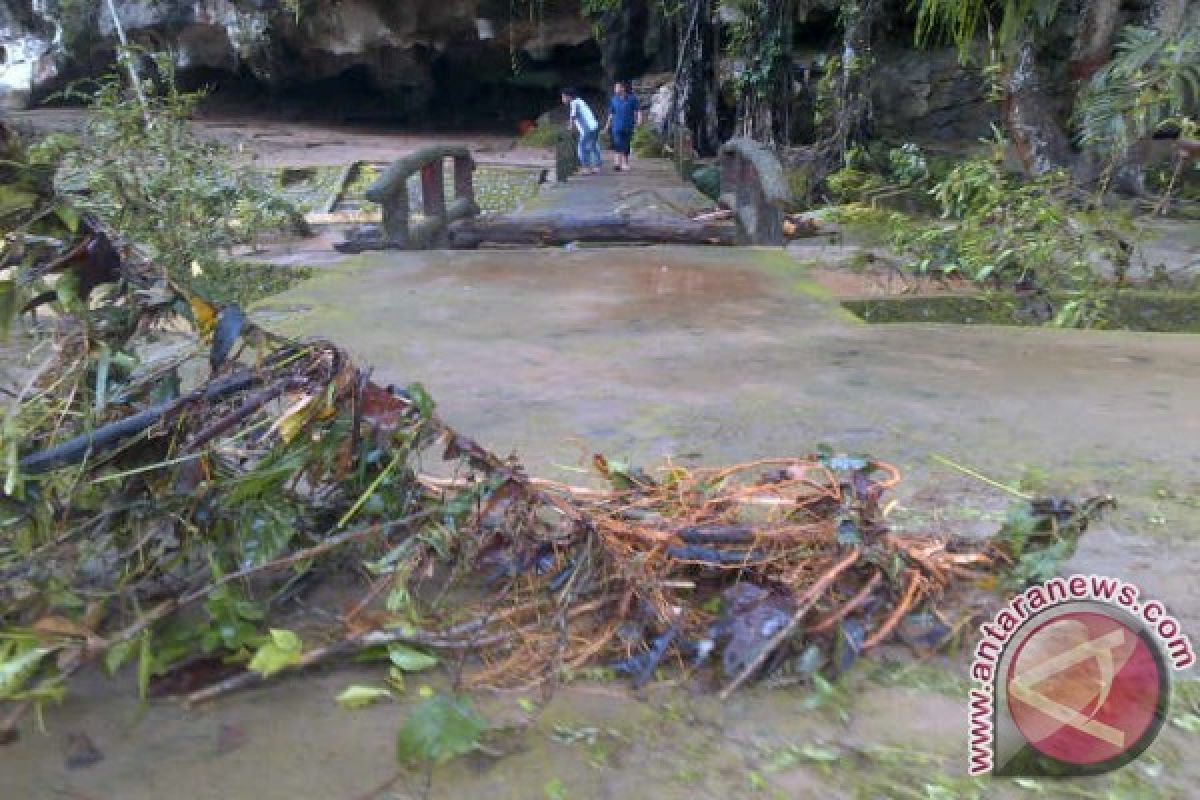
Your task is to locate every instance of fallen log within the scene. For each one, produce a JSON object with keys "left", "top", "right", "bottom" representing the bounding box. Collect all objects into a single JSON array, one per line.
[{"left": 447, "top": 211, "right": 736, "bottom": 248}]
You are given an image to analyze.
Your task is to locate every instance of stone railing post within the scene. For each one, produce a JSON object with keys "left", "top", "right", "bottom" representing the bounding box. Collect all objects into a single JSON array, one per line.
[{"left": 717, "top": 138, "right": 791, "bottom": 246}]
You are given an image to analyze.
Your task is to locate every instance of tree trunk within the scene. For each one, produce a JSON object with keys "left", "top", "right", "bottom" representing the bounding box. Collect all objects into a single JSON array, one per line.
[
  {"left": 446, "top": 211, "right": 736, "bottom": 248},
  {"left": 682, "top": 0, "right": 720, "bottom": 155},
  {"left": 1068, "top": 0, "right": 1121, "bottom": 86},
  {"left": 736, "top": 0, "right": 795, "bottom": 146},
  {"left": 1003, "top": 33, "right": 1071, "bottom": 176},
  {"left": 664, "top": 0, "right": 720, "bottom": 156},
  {"left": 812, "top": 0, "right": 879, "bottom": 187}
]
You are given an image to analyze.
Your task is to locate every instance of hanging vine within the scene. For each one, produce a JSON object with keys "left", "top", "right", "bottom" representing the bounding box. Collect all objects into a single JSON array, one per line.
[{"left": 725, "top": 0, "right": 795, "bottom": 144}]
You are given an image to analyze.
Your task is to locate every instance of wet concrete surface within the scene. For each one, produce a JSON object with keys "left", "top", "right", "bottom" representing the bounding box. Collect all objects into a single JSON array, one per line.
[{"left": 258, "top": 246, "right": 1200, "bottom": 493}]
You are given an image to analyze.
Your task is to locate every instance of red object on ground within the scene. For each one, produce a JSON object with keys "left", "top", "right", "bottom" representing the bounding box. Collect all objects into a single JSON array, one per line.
[{"left": 518, "top": 119, "right": 536, "bottom": 136}]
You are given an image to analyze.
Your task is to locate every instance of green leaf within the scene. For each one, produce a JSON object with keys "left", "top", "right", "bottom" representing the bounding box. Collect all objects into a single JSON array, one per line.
[
  {"left": 0, "top": 647, "right": 50, "bottom": 698},
  {"left": 104, "top": 639, "right": 135, "bottom": 676},
  {"left": 405, "top": 382, "right": 436, "bottom": 420},
  {"left": 395, "top": 693, "right": 486, "bottom": 766},
  {"left": 248, "top": 628, "right": 303, "bottom": 677},
  {"left": 0, "top": 185, "right": 39, "bottom": 218},
  {"left": 55, "top": 204, "right": 81, "bottom": 233},
  {"left": 389, "top": 644, "right": 438, "bottom": 672},
  {"left": 336, "top": 685, "right": 393, "bottom": 710}
]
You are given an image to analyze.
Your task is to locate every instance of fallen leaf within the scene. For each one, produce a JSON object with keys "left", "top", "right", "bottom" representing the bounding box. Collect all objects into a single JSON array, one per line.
[
  {"left": 248, "top": 629, "right": 302, "bottom": 678},
  {"left": 336, "top": 685, "right": 393, "bottom": 710}
]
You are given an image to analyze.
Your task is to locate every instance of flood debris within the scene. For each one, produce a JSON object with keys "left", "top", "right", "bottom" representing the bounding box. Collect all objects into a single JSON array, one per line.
[{"left": 1, "top": 190, "right": 1106, "bottom": 742}]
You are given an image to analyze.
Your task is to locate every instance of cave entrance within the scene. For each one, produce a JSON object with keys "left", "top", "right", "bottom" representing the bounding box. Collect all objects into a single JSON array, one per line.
[{"left": 426, "top": 39, "right": 604, "bottom": 133}]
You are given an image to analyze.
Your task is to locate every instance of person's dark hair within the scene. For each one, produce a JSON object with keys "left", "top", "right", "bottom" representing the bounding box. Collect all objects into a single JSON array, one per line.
[{"left": 561, "top": 87, "right": 577, "bottom": 98}]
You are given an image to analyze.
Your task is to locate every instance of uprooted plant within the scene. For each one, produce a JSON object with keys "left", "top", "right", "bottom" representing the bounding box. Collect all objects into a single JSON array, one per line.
[
  {"left": 28, "top": 54, "right": 305, "bottom": 306},
  {"left": 832, "top": 137, "right": 1146, "bottom": 327}
]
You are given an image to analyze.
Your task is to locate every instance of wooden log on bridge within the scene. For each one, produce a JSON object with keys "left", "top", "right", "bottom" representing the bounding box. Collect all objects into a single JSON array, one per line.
[{"left": 446, "top": 211, "right": 736, "bottom": 248}]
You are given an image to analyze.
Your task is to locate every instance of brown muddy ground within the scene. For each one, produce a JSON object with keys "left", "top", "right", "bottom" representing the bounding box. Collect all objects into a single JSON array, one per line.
[{"left": 5, "top": 109, "right": 554, "bottom": 169}]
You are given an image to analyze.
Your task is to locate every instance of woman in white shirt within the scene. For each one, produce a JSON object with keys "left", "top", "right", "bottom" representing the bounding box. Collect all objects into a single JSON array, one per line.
[{"left": 561, "top": 88, "right": 602, "bottom": 175}]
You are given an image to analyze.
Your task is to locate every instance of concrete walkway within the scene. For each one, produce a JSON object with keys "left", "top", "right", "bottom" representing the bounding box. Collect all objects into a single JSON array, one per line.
[{"left": 526, "top": 157, "right": 714, "bottom": 217}]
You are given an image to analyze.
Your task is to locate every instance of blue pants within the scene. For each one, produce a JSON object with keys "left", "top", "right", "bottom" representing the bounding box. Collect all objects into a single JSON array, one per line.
[
  {"left": 611, "top": 127, "right": 632, "bottom": 156},
  {"left": 577, "top": 128, "right": 601, "bottom": 169}
]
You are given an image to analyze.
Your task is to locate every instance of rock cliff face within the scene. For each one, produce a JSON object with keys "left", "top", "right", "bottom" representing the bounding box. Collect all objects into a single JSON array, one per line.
[
  {"left": 0, "top": 0, "right": 597, "bottom": 120},
  {"left": 0, "top": 0, "right": 1054, "bottom": 140}
]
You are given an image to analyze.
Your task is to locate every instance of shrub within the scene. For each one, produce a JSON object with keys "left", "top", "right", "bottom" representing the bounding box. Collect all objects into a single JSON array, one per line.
[
  {"left": 32, "top": 53, "right": 304, "bottom": 303},
  {"left": 631, "top": 126, "right": 666, "bottom": 158},
  {"left": 519, "top": 124, "right": 563, "bottom": 149}
]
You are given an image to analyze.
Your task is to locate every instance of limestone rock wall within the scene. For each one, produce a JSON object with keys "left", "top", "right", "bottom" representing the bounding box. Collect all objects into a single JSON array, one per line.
[{"left": 0, "top": 0, "right": 596, "bottom": 115}]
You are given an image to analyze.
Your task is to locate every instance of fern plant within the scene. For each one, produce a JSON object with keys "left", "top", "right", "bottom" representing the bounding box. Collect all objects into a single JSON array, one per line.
[
  {"left": 910, "top": 0, "right": 1062, "bottom": 61},
  {"left": 1073, "top": 22, "right": 1200, "bottom": 154}
]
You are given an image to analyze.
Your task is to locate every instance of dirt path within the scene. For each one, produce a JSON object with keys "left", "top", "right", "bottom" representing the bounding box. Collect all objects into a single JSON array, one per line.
[{"left": 6, "top": 109, "right": 553, "bottom": 169}]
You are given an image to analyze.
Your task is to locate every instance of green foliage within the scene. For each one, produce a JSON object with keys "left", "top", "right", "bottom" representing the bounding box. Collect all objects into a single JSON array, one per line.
[
  {"left": 895, "top": 153, "right": 1123, "bottom": 325},
  {"left": 689, "top": 164, "right": 721, "bottom": 201},
  {"left": 723, "top": 0, "right": 791, "bottom": 141},
  {"left": 388, "top": 644, "right": 438, "bottom": 672},
  {"left": 631, "top": 126, "right": 666, "bottom": 158},
  {"left": 828, "top": 132, "right": 1136, "bottom": 328},
  {"left": 519, "top": 124, "right": 564, "bottom": 150},
  {"left": 887, "top": 143, "right": 929, "bottom": 186},
  {"left": 247, "top": 628, "right": 303, "bottom": 677},
  {"left": 396, "top": 693, "right": 487, "bottom": 766},
  {"left": 202, "top": 583, "right": 266, "bottom": 654},
  {"left": 581, "top": 0, "right": 621, "bottom": 14},
  {"left": 337, "top": 685, "right": 394, "bottom": 710},
  {"left": 990, "top": 498, "right": 1112, "bottom": 589},
  {"left": 34, "top": 55, "right": 301, "bottom": 303},
  {"left": 812, "top": 54, "right": 841, "bottom": 137},
  {"left": 0, "top": 644, "right": 50, "bottom": 698},
  {"left": 911, "top": 0, "right": 1062, "bottom": 62},
  {"left": 725, "top": 0, "right": 785, "bottom": 100},
  {"left": 825, "top": 167, "right": 887, "bottom": 203},
  {"left": 1074, "top": 23, "right": 1200, "bottom": 156}
]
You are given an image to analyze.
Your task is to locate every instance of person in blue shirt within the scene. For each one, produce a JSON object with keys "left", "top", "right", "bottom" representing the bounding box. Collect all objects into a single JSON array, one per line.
[
  {"left": 604, "top": 81, "right": 642, "bottom": 172},
  {"left": 561, "top": 88, "right": 602, "bottom": 175}
]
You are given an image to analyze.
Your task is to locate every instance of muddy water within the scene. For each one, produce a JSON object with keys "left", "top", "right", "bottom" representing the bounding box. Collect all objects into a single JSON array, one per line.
[{"left": 4, "top": 245, "right": 1200, "bottom": 799}]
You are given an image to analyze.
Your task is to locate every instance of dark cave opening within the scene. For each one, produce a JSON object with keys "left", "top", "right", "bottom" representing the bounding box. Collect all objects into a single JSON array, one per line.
[{"left": 169, "top": 38, "right": 604, "bottom": 133}]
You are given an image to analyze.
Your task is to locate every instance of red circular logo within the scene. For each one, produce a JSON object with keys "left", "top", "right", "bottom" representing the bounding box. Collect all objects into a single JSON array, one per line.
[{"left": 1006, "top": 611, "right": 1165, "bottom": 766}]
